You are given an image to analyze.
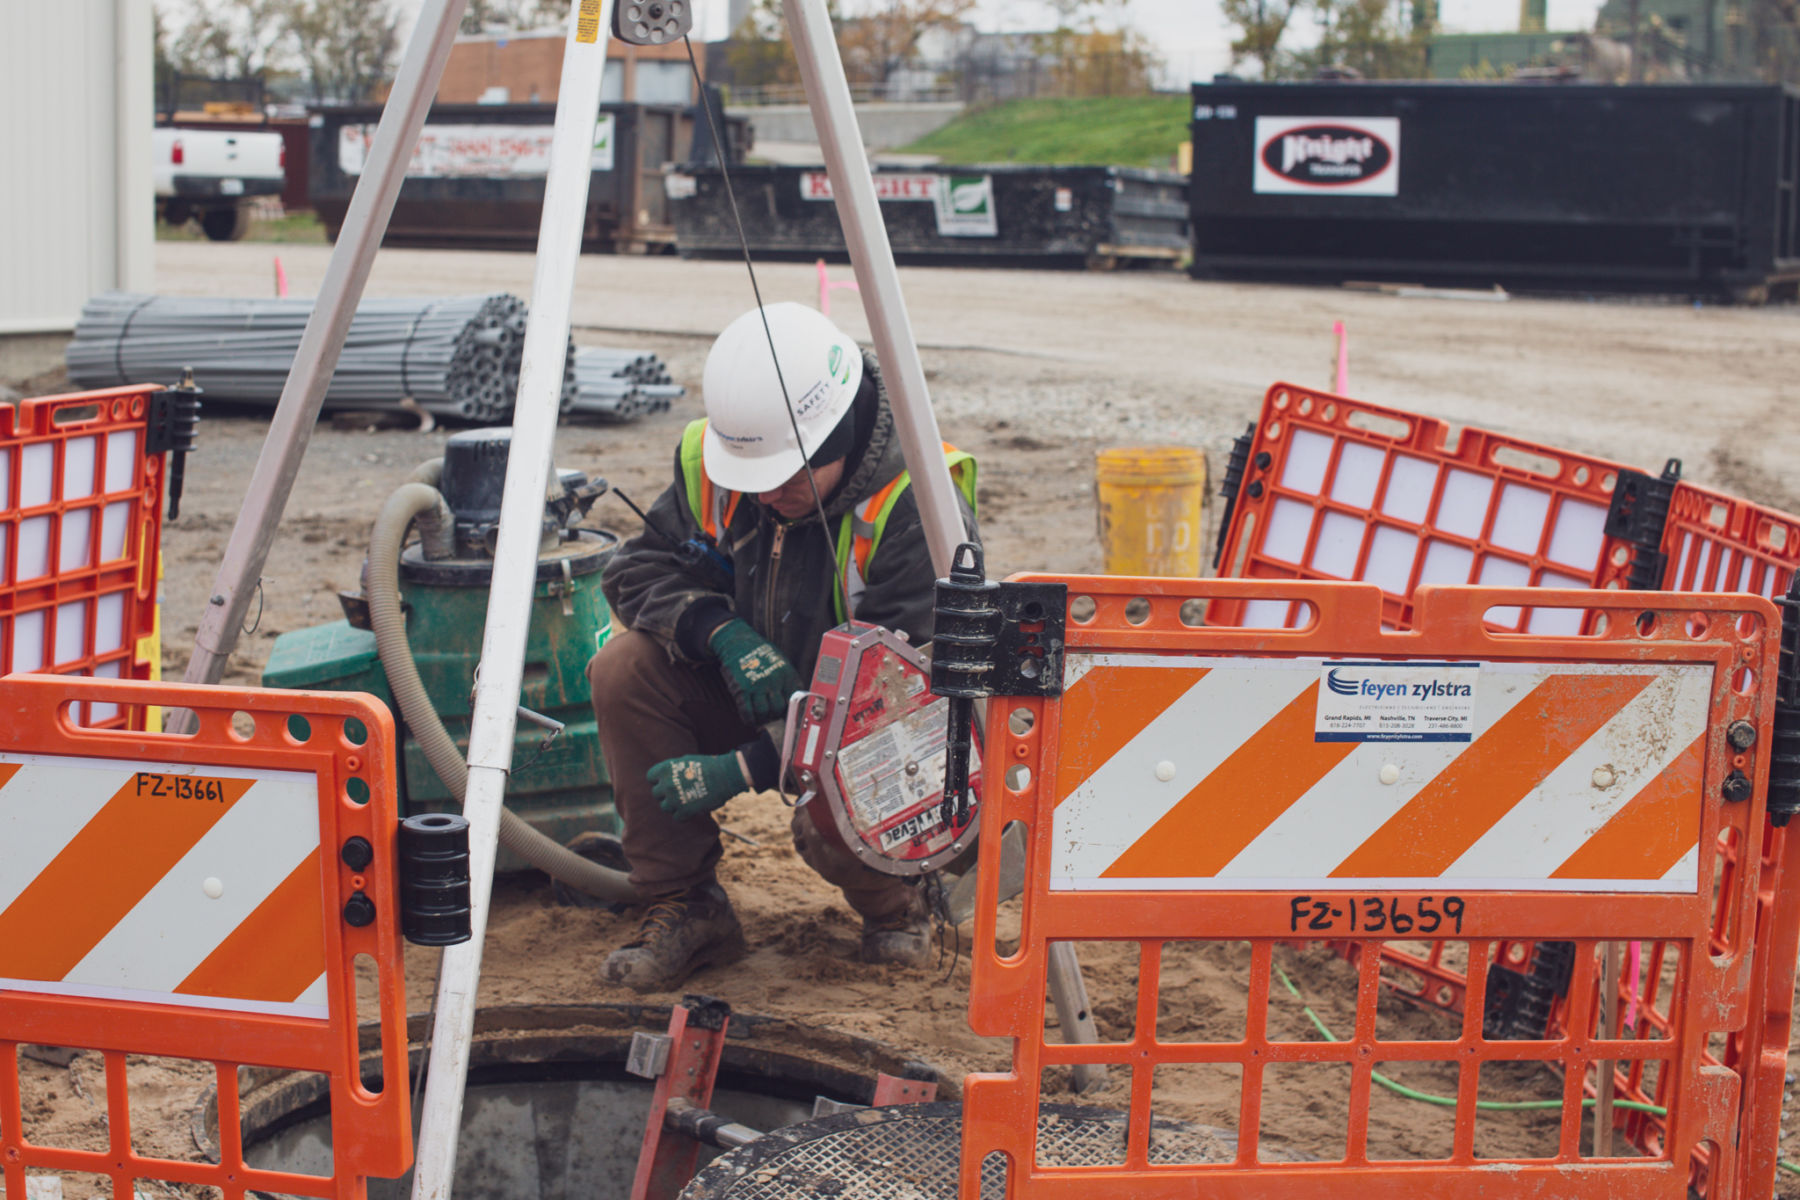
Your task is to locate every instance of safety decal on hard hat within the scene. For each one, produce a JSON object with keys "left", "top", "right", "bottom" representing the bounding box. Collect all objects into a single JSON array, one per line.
[
  {"left": 1050, "top": 654, "right": 1709, "bottom": 893},
  {"left": 793, "top": 379, "right": 831, "bottom": 419},
  {"left": 0, "top": 752, "right": 327, "bottom": 1017}
]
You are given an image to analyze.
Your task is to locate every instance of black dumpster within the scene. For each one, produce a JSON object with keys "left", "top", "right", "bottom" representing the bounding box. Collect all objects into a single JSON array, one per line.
[
  {"left": 669, "top": 164, "right": 1189, "bottom": 267},
  {"left": 1188, "top": 82, "right": 1800, "bottom": 297},
  {"left": 309, "top": 102, "right": 751, "bottom": 253}
]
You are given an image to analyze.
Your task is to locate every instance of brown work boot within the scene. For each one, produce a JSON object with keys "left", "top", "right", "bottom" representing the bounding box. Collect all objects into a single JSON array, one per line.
[
  {"left": 859, "top": 893, "right": 934, "bottom": 967},
  {"left": 602, "top": 882, "right": 747, "bottom": 994}
]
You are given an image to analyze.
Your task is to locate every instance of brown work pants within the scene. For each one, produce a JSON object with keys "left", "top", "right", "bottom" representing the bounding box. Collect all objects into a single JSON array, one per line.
[{"left": 587, "top": 630, "right": 916, "bottom": 924}]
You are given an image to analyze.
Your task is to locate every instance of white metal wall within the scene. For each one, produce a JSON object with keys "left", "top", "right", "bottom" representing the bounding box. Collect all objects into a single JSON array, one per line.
[{"left": 0, "top": 0, "right": 153, "bottom": 336}]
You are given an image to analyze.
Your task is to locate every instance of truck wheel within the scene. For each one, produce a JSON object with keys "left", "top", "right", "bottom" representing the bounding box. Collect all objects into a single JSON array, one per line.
[
  {"left": 161, "top": 199, "right": 191, "bottom": 226},
  {"left": 200, "top": 206, "right": 251, "bottom": 242}
]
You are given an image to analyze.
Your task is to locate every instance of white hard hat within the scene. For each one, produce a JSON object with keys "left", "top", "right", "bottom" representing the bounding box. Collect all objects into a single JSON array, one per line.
[{"left": 701, "top": 302, "right": 864, "bottom": 494}]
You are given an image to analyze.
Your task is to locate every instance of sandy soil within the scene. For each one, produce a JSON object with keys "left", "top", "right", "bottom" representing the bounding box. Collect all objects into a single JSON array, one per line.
[{"left": 7, "top": 242, "right": 1800, "bottom": 1197}]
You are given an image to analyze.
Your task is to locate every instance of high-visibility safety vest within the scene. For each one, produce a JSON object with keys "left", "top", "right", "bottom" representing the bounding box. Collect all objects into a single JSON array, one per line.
[{"left": 678, "top": 418, "right": 978, "bottom": 623}]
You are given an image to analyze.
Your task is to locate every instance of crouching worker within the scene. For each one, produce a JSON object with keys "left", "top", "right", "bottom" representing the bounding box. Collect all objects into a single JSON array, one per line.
[{"left": 588, "top": 302, "right": 979, "bottom": 993}]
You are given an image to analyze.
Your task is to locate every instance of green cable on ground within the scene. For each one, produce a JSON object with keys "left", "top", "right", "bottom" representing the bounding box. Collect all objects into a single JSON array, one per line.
[
  {"left": 1270, "top": 962, "right": 1800, "bottom": 1176},
  {"left": 1269, "top": 962, "right": 1665, "bottom": 1115}
]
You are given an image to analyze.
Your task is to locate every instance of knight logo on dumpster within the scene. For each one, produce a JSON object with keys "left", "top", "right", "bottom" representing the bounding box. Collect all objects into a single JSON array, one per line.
[{"left": 1253, "top": 116, "right": 1400, "bottom": 196}]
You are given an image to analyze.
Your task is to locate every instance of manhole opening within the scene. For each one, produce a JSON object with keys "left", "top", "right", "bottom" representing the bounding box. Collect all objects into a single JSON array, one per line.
[{"left": 206, "top": 1006, "right": 906, "bottom": 1200}]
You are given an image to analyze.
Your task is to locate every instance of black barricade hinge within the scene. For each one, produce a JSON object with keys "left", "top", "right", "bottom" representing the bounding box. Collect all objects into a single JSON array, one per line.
[
  {"left": 931, "top": 544, "right": 1000, "bottom": 829},
  {"left": 1604, "top": 458, "right": 1680, "bottom": 591},
  {"left": 147, "top": 368, "right": 203, "bottom": 520},
  {"left": 931, "top": 544, "right": 1065, "bottom": 827},
  {"left": 992, "top": 581, "right": 1067, "bottom": 696},
  {"left": 397, "top": 812, "right": 473, "bottom": 945},
  {"left": 1768, "top": 574, "right": 1800, "bottom": 825},
  {"left": 1213, "top": 422, "right": 1256, "bottom": 571}
]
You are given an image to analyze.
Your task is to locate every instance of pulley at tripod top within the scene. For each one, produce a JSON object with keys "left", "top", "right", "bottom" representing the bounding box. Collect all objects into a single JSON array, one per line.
[{"left": 783, "top": 622, "right": 981, "bottom": 877}]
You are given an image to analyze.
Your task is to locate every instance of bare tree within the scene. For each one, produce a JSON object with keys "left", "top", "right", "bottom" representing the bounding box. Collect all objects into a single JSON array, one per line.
[
  {"left": 153, "top": 5, "right": 177, "bottom": 93},
  {"left": 728, "top": 0, "right": 968, "bottom": 91},
  {"left": 1032, "top": 0, "right": 1160, "bottom": 97},
  {"left": 1220, "top": 0, "right": 1302, "bottom": 78},
  {"left": 1309, "top": 0, "right": 1427, "bottom": 78},
  {"left": 835, "top": 0, "right": 976, "bottom": 86},
  {"left": 460, "top": 0, "right": 564, "bottom": 33},
  {"left": 169, "top": 0, "right": 295, "bottom": 78},
  {"left": 288, "top": 0, "right": 401, "bottom": 103},
  {"left": 726, "top": 0, "right": 806, "bottom": 89}
]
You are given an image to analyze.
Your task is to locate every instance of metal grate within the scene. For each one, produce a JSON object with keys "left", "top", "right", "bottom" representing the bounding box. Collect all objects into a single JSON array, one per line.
[{"left": 678, "top": 1102, "right": 1231, "bottom": 1199}]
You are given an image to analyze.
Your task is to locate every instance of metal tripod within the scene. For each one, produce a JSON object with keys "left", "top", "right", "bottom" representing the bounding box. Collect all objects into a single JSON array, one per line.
[{"left": 167, "top": 2, "right": 1104, "bottom": 1196}]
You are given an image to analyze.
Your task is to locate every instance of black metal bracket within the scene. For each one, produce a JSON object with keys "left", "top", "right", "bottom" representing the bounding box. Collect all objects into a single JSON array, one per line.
[
  {"left": 991, "top": 582, "right": 1068, "bottom": 697},
  {"left": 548, "top": 474, "right": 610, "bottom": 530},
  {"left": 1604, "top": 458, "right": 1680, "bottom": 591},
  {"left": 681, "top": 993, "right": 732, "bottom": 1032},
  {"left": 147, "top": 369, "right": 202, "bottom": 520},
  {"left": 1213, "top": 422, "right": 1256, "bottom": 571}
]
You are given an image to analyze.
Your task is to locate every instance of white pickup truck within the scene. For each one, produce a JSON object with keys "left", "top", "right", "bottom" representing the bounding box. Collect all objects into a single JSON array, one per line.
[{"left": 152, "top": 126, "right": 286, "bottom": 241}]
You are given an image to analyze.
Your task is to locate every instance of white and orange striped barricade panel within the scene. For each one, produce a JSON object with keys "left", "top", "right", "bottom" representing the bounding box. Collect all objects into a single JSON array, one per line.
[
  {"left": 1212, "top": 384, "right": 1638, "bottom": 632},
  {"left": 0, "top": 676, "right": 410, "bottom": 1200},
  {"left": 961, "top": 577, "right": 1796, "bottom": 1200},
  {"left": 1, "top": 388, "right": 169, "bottom": 729}
]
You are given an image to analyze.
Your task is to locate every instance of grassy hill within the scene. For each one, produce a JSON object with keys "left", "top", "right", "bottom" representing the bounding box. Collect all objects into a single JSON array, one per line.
[{"left": 896, "top": 95, "right": 1190, "bottom": 169}]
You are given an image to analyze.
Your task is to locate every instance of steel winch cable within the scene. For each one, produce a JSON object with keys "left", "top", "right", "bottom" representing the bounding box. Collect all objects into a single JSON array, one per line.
[{"left": 683, "top": 37, "right": 852, "bottom": 624}]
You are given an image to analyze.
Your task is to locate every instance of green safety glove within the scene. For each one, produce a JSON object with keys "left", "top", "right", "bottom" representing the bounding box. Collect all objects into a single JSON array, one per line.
[
  {"left": 648, "top": 751, "right": 751, "bottom": 822},
  {"left": 708, "top": 618, "right": 802, "bottom": 725}
]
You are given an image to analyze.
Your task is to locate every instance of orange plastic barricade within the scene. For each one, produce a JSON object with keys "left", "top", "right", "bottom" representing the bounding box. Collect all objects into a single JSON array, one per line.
[
  {"left": 1657, "top": 482, "right": 1800, "bottom": 599},
  {"left": 1211, "top": 385, "right": 1637, "bottom": 631},
  {"left": 0, "top": 676, "right": 410, "bottom": 1200},
  {"left": 1, "top": 387, "right": 168, "bottom": 730},
  {"left": 1650, "top": 480, "right": 1800, "bottom": 1191},
  {"left": 961, "top": 576, "right": 1795, "bottom": 1199}
]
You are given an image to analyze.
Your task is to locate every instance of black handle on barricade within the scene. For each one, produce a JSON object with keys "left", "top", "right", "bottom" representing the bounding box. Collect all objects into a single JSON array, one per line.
[
  {"left": 397, "top": 813, "right": 474, "bottom": 945},
  {"left": 930, "top": 544, "right": 1001, "bottom": 827},
  {"left": 930, "top": 543, "right": 1068, "bottom": 827},
  {"left": 148, "top": 369, "right": 203, "bottom": 521}
]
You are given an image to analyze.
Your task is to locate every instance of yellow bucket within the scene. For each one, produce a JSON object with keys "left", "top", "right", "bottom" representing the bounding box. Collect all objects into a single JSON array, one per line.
[{"left": 1095, "top": 446, "right": 1208, "bottom": 577}]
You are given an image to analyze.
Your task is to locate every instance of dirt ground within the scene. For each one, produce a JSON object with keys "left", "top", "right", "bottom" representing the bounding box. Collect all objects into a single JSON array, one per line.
[{"left": 8, "top": 241, "right": 1800, "bottom": 1196}]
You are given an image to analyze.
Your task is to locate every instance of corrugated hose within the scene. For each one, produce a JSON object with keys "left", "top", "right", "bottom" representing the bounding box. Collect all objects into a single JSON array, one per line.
[{"left": 368, "top": 478, "right": 637, "bottom": 904}]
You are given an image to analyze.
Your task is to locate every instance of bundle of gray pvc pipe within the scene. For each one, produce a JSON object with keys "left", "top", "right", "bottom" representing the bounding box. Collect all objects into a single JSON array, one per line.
[
  {"left": 566, "top": 346, "right": 685, "bottom": 422},
  {"left": 66, "top": 293, "right": 684, "bottom": 425}
]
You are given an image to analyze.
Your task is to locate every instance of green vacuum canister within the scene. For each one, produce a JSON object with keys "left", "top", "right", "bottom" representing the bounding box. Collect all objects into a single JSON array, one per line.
[{"left": 263, "top": 428, "right": 620, "bottom": 868}]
